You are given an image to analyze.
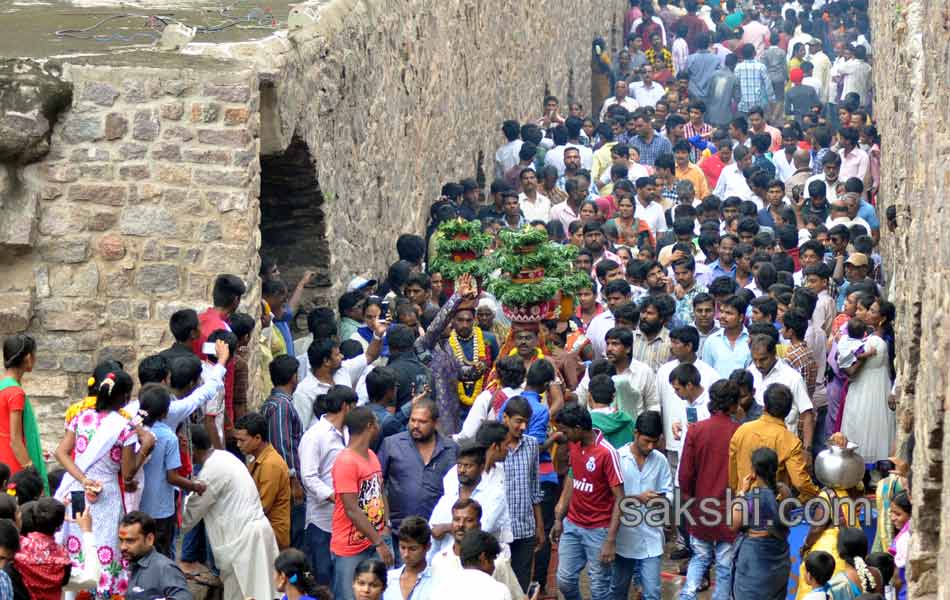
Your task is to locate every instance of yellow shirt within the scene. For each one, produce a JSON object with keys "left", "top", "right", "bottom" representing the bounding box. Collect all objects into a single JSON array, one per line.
[
  {"left": 675, "top": 162, "right": 711, "bottom": 200},
  {"left": 591, "top": 142, "right": 617, "bottom": 184},
  {"left": 728, "top": 413, "right": 819, "bottom": 500}
]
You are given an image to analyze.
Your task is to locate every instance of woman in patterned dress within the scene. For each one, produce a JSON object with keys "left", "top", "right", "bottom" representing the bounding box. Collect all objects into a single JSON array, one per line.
[{"left": 53, "top": 370, "right": 154, "bottom": 598}]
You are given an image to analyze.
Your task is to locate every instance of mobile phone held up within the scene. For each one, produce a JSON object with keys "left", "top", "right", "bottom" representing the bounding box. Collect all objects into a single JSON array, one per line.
[
  {"left": 527, "top": 582, "right": 540, "bottom": 599},
  {"left": 70, "top": 490, "right": 85, "bottom": 518}
]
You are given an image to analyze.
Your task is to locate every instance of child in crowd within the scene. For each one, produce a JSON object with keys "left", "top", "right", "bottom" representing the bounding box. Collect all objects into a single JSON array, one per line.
[
  {"left": 802, "top": 550, "right": 836, "bottom": 599},
  {"left": 837, "top": 318, "right": 870, "bottom": 369}
]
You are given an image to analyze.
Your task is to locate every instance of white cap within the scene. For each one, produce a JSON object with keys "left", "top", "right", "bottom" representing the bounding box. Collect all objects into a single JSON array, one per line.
[{"left": 346, "top": 276, "right": 378, "bottom": 293}]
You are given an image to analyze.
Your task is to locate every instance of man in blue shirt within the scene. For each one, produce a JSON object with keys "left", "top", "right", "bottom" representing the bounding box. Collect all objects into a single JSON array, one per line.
[
  {"left": 704, "top": 234, "right": 738, "bottom": 284},
  {"left": 138, "top": 384, "right": 207, "bottom": 558},
  {"left": 611, "top": 411, "right": 673, "bottom": 600},
  {"left": 383, "top": 517, "right": 436, "bottom": 600},
  {"left": 701, "top": 295, "right": 752, "bottom": 378},
  {"left": 378, "top": 400, "right": 458, "bottom": 562}
]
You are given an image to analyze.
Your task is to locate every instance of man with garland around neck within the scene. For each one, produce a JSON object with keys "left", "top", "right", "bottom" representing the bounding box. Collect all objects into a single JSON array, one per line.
[
  {"left": 448, "top": 306, "right": 500, "bottom": 415},
  {"left": 427, "top": 274, "right": 500, "bottom": 435}
]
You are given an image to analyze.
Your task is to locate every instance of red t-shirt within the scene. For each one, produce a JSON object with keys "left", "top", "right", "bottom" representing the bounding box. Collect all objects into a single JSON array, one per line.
[
  {"left": 192, "top": 308, "right": 235, "bottom": 424},
  {"left": 566, "top": 431, "right": 624, "bottom": 529},
  {"left": 330, "top": 449, "right": 386, "bottom": 556},
  {"left": 0, "top": 386, "right": 25, "bottom": 472},
  {"left": 699, "top": 154, "right": 727, "bottom": 191}
]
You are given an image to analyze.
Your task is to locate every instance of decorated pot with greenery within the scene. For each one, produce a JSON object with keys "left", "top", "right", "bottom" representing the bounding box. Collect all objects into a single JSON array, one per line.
[
  {"left": 430, "top": 219, "right": 493, "bottom": 296},
  {"left": 488, "top": 227, "right": 591, "bottom": 323}
]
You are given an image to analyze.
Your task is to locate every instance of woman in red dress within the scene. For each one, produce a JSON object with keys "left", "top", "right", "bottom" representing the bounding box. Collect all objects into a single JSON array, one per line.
[{"left": 0, "top": 335, "right": 45, "bottom": 484}]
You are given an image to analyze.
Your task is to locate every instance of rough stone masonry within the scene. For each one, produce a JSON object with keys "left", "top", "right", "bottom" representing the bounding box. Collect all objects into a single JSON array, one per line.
[
  {"left": 0, "top": 0, "right": 627, "bottom": 442},
  {"left": 869, "top": 0, "right": 949, "bottom": 597}
]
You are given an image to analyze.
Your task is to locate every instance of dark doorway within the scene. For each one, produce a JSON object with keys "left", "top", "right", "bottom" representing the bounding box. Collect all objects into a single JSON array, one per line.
[{"left": 259, "top": 133, "right": 331, "bottom": 329}]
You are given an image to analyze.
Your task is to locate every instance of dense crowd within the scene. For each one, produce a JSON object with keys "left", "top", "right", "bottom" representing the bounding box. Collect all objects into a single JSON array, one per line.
[{"left": 0, "top": 1, "right": 911, "bottom": 600}]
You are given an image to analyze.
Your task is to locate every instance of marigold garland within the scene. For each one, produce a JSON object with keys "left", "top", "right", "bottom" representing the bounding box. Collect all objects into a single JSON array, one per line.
[{"left": 449, "top": 327, "right": 487, "bottom": 407}]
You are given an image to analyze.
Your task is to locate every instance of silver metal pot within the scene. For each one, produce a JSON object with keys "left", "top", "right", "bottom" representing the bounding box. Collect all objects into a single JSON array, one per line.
[{"left": 814, "top": 442, "right": 866, "bottom": 489}]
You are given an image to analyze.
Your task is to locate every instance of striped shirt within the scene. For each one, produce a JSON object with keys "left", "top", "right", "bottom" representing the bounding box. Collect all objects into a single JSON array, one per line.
[
  {"left": 503, "top": 435, "right": 543, "bottom": 540},
  {"left": 260, "top": 389, "right": 303, "bottom": 481},
  {"left": 630, "top": 327, "right": 672, "bottom": 373}
]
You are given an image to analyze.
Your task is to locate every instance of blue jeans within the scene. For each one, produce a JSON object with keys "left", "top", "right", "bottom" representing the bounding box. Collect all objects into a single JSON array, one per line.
[
  {"left": 305, "top": 524, "right": 334, "bottom": 587},
  {"left": 680, "top": 537, "right": 733, "bottom": 600},
  {"left": 291, "top": 501, "right": 306, "bottom": 550},
  {"left": 332, "top": 537, "right": 392, "bottom": 600},
  {"left": 556, "top": 519, "right": 612, "bottom": 600},
  {"left": 610, "top": 554, "right": 661, "bottom": 600}
]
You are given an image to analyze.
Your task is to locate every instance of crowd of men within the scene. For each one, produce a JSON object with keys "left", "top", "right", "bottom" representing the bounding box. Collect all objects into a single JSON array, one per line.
[{"left": 0, "top": 1, "right": 908, "bottom": 600}]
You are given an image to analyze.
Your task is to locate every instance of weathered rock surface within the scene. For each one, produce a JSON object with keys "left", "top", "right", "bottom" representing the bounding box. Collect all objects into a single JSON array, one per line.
[
  {"left": 0, "top": 59, "right": 72, "bottom": 164},
  {"left": 0, "top": 0, "right": 627, "bottom": 445},
  {"left": 870, "top": 1, "right": 949, "bottom": 598}
]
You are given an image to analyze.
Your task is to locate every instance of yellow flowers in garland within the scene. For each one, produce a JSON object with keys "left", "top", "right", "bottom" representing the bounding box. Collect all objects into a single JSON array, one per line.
[
  {"left": 508, "top": 347, "right": 544, "bottom": 360},
  {"left": 449, "top": 327, "right": 487, "bottom": 407}
]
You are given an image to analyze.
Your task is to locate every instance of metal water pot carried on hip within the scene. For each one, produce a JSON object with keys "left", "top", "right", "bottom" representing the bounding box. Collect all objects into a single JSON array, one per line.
[{"left": 815, "top": 442, "right": 866, "bottom": 489}]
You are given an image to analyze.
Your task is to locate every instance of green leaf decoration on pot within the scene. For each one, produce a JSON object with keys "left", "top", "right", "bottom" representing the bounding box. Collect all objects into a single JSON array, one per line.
[
  {"left": 487, "top": 226, "right": 589, "bottom": 307},
  {"left": 430, "top": 218, "right": 493, "bottom": 280}
]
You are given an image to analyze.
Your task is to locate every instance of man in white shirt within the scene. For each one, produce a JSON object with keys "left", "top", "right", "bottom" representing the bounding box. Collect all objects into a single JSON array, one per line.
[
  {"left": 294, "top": 318, "right": 384, "bottom": 411},
  {"left": 831, "top": 45, "right": 872, "bottom": 108},
  {"left": 298, "top": 387, "right": 355, "bottom": 585},
  {"left": 634, "top": 175, "right": 668, "bottom": 237},
  {"left": 494, "top": 121, "right": 523, "bottom": 180},
  {"left": 429, "top": 432, "right": 511, "bottom": 557},
  {"left": 771, "top": 125, "right": 801, "bottom": 183},
  {"left": 165, "top": 344, "right": 229, "bottom": 432},
  {"left": 294, "top": 338, "right": 352, "bottom": 430},
  {"left": 599, "top": 80, "right": 640, "bottom": 122},
  {"left": 455, "top": 358, "right": 525, "bottom": 443},
  {"left": 712, "top": 145, "right": 757, "bottom": 206},
  {"left": 517, "top": 169, "right": 552, "bottom": 223},
  {"left": 587, "top": 280, "right": 632, "bottom": 360},
  {"left": 806, "top": 39, "right": 832, "bottom": 103},
  {"left": 630, "top": 64, "right": 667, "bottom": 108},
  {"left": 803, "top": 152, "right": 841, "bottom": 203},
  {"left": 577, "top": 327, "right": 658, "bottom": 419},
  {"left": 746, "top": 335, "right": 814, "bottom": 455},
  {"left": 656, "top": 327, "right": 721, "bottom": 464},
  {"left": 431, "top": 523, "right": 515, "bottom": 600}
]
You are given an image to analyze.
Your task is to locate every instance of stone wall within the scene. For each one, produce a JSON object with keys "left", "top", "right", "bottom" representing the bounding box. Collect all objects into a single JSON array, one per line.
[
  {"left": 0, "top": 60, "right": 263, "bottom": 442},
  {"left": 869, "top": 1, "right": 949, "bottom": 598},
  {"left": 0, "top": 0, "right": 626, "bottom": 443}
]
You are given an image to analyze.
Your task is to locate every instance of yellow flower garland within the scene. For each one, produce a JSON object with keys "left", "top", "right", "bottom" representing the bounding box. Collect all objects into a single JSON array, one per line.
[
  {"left": 449, "top": 327, "right": 487, "bottom": 407},
  {"left": 64, "top": 396, "right": 132, "bottom": 425},
  {"left": 508, "top": 347, "right": 545, "bottom": 360}
]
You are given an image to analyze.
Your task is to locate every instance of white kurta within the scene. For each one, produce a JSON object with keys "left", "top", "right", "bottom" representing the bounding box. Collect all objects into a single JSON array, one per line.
[
  {"left": 841, "top": 336, "right": 895, "bottom": 463},
  {"left": 182, "top": 450, "right": 279, "bottom": 600}
]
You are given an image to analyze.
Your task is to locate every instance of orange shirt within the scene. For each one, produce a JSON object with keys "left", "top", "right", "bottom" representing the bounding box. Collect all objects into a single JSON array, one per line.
[
  {"left": 675, "top": 162, "right": 711, "bottom": 200},
  {"left": 330, "top": 449, "right": 385, "bottom": 556}
]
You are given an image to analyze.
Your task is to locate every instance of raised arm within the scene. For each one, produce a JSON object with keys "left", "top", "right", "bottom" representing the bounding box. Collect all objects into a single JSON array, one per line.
[{"left": 415, "top": 273, "right": 477, "bottom": 352}]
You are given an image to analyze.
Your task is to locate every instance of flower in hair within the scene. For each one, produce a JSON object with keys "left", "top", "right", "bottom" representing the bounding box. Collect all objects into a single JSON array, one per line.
[{"left": 6, "top": 483, "right": 15, "bottom": 497}]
